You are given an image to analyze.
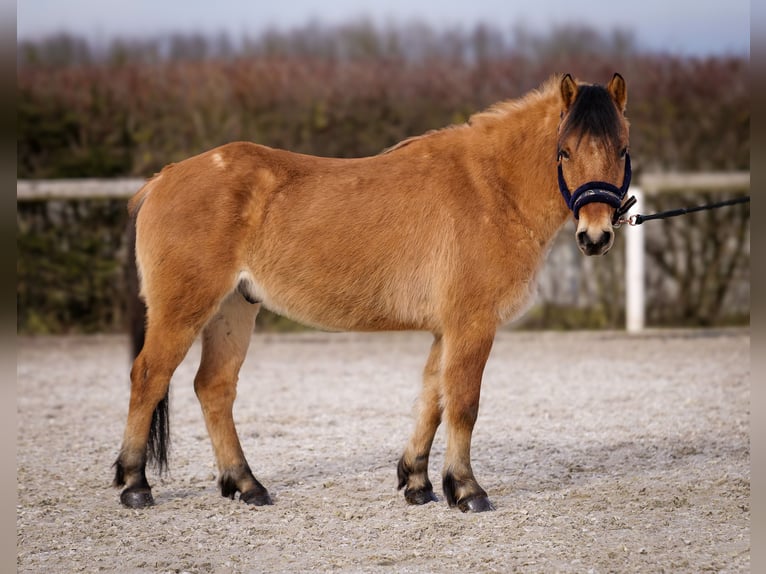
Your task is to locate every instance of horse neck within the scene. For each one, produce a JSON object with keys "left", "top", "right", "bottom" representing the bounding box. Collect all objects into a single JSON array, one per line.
[{"left": 467, "top": 89, "right": 571, "bottom": 247}]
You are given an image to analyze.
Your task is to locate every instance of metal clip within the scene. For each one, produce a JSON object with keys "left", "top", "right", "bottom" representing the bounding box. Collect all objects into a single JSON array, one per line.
[
  {"left": 613, "top": 214, "right": 639, "bottom": 228},
  {"left": 611, "top": 195, "right": 638, "bottom": 228}
]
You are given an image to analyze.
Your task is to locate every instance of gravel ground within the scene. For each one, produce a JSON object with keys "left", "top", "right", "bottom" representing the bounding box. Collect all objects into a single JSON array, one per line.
[{"left": 17, "top": 329, "right": 749, "bottom": 573}]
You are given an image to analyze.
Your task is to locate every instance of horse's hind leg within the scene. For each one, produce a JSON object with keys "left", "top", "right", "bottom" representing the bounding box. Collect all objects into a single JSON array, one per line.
[
  {"left": 193, "top": 291, "right": 271, "bottom": 505},
  {"left": 114, "top": 313, "right": 203, "bottom": 508},
  {"left": 398, "top": 335, "right": 443, "bottom": 505},
  {"left": 440, "top": 323, "right": 496, "bottom": 512}
]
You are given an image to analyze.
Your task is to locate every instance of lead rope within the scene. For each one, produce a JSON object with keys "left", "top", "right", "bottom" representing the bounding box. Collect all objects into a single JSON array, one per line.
[{"left": 613, "top": 195, "right": 750, "bottom": 227}]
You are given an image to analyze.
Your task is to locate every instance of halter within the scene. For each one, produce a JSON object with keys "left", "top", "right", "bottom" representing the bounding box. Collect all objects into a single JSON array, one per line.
[{"left": 557, "top": 153, "right": 632, "bottom": 220}]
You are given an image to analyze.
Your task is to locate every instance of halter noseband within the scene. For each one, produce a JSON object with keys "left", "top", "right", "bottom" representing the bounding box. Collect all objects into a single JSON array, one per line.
[{"left": 557, "top": 153, "right": 632, "bottom": 220}]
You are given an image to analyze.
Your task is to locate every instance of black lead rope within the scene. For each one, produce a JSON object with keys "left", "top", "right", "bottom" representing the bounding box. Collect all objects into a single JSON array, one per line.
[{"left": 614, "top": 195, "right": 750, "bottom": 227}]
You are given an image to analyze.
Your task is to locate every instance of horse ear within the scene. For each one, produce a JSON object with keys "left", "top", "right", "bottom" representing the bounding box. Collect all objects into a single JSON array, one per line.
[
  {"left": 607, "top": 73, "right": 627, "bottom": 111},
  {"left": 560, "top": 74, "right": 578, "bottom": 111}
]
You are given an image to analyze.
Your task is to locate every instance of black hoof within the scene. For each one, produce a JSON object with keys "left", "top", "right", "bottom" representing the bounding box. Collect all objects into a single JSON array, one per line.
[
  {"left": 443, "top": 473, "right": 494, "bottom": 512},
  {"left": 120, "top": 487, "right": 154, "bottom": 509},
  {"left": 397, "top": 455, "right": 437, "bottom": 505},
  {"left": 457, "top": 495, "right": 495, "bottom": 513},
  {"left": 240, "top": 488, "right": 273, "bottom": 506},
  {"left": 404, "top": 487, "right": 439, "bottom": 505}
]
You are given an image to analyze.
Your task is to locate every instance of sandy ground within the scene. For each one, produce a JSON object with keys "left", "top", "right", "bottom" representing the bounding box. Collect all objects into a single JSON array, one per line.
[{"left": 17, "top": 329, "right": 749, "bottom": 573}]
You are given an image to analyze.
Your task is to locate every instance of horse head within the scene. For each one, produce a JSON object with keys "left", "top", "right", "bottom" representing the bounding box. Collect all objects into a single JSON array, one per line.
[{"left": 557, "top": 73, "right": 631, "bottom": 256}]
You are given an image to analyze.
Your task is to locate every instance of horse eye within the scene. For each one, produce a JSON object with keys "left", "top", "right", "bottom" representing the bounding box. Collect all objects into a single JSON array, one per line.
[
  {"left": 619, "top": 147, "right": 628, "bottom": 159},
  {"left": 558, "top": 149, "right": 570, "bottom": 161}
]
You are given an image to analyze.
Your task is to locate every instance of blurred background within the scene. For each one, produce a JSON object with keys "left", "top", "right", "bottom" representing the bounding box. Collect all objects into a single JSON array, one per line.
[{"left": 16, "top": 0, "right": 750, "bottom": 334}]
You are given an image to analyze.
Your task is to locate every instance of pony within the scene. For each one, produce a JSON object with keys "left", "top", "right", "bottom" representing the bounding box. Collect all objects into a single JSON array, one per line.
[{"left": 114, "top": 73, "right": 631, "bottom": 512}]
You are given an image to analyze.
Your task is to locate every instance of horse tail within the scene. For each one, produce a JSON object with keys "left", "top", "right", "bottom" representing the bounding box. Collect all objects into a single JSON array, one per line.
[
  {"left": 126, "top": 208, "right": 146, "bottom": 358},
  {"left": 147, "top": 393, "right": 170, "bottom": 475},
  {"left": 126, "top": 177, "right": 170, "bottom": 475}
]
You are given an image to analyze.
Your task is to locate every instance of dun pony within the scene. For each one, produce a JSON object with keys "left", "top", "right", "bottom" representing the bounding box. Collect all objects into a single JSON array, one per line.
[{"left": 115, "top": 73, "right": 631, "bottom": 512}]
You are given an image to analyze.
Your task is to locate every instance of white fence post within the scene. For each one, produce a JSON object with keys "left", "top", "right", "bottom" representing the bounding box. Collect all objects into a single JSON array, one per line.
[
  {"left": 620, "top": 171, "right": 748, "bottom": 334},
  {"left": 625, "top": 187, "right": 645, "bottom": 333}
]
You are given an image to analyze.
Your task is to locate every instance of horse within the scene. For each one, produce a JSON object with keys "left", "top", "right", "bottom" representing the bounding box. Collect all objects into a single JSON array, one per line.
[{"left": 114, "top": 73, "right": 631, "bottom": 512}]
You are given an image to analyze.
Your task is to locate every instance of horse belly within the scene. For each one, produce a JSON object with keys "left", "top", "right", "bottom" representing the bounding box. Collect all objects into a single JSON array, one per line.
[{"left": 238, "top": 263, "right": 436, "bottom": 332}]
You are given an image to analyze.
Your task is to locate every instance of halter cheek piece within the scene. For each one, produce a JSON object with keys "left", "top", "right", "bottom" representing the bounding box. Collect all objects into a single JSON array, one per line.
[{"left": 557, "top": 153, "right": 632, "bottom": 220}]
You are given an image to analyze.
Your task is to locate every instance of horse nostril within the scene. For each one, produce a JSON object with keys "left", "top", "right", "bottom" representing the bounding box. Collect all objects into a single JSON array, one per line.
[
  {"left": 577, "top": 229, "right": 613, "bottom": 254},
  {"left": 590, "top": 230, "right": 613, "bottom": 251}
]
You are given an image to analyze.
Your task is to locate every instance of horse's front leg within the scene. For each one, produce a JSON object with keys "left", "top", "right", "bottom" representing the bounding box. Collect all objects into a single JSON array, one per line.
[
  {"left": 398, "top": 334, "right": 443, "bottom": 505},
  {"left": 440, "top": 323, "right": 496, "bottom": 512}
]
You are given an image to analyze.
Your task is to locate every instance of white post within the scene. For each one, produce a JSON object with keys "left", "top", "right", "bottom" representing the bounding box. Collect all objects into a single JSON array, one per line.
[{"left": 625, "top": 187, "right": 645, "bottom": 333}]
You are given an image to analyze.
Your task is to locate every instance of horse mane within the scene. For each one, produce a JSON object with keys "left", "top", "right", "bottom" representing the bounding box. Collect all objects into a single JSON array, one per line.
[
  {"left": 468, "top": 75, "right": 562, "bottom": 126},
  {"left": 380, "top": 75, "right": 563, "bottom": 155},
  {"left": 380, "top": 124, "right": 468, "bottom": 155}
]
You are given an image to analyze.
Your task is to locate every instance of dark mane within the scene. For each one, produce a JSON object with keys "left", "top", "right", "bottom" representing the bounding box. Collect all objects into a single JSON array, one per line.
[{"left": 561, "top": 84, "right": 622, "bottom": 150}]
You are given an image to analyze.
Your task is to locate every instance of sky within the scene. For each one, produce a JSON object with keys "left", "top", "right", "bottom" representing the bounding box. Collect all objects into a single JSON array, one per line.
[{"left": 17, "top": 0, "right": 750, "bottom": 56}]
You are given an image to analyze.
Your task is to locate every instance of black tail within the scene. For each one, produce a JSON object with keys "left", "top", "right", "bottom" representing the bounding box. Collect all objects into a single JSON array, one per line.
[
  {"left": 125, "top": 210, "right": 146, "bottom": 358},
  {"left": 125, "top": 205, "right": 170, "bottom": 475},
  {"left": 147, "top": 394, "right": 170, "bottom": 475}
]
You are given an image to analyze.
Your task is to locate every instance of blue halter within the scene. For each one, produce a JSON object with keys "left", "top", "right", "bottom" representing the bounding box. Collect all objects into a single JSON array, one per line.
[{"left": 557, "top": 153, "right": 632, "bottom": 220}]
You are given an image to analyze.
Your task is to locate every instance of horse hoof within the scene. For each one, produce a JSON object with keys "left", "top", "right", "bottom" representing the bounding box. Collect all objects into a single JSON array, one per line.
[
  {"left": 240, "top": 489, "right": 273, "bottom": 506},
  {"left": 458, "top": 495, "right": 495, "bottom": 513},
  {"left": 120, "top": 487, "right": 154, "bottom": 509},
  {"left": 404, "top": 488, "right": 439, "bottom": 505}
]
